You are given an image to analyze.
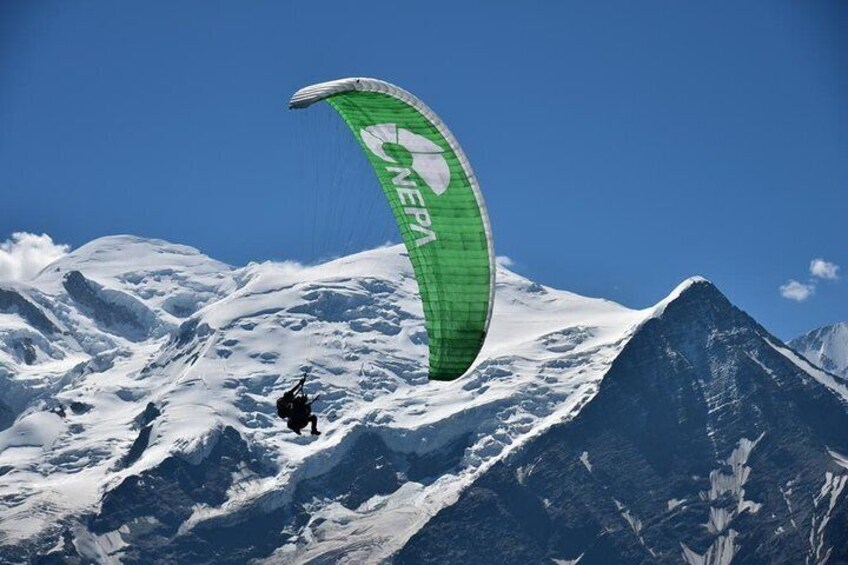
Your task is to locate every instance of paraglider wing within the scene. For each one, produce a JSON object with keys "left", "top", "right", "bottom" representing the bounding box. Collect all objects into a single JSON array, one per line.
[{"left": 290, "top": 78, "right": 495, "bottom": 381}]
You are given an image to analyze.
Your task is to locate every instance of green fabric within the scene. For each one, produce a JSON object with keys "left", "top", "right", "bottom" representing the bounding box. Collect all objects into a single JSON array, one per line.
[{"left": 324, "top": 91, "right": 492, "bottom": 380}]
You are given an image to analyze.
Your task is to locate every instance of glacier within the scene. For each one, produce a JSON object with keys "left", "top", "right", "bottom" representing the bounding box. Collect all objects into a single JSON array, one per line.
[{"left": 0, "top": 236, "right": 846, "bottom": 564}]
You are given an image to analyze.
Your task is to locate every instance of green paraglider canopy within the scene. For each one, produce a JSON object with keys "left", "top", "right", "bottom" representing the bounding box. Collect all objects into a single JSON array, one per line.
[{"left": 290, "top": 78, "right": 495, "bottom": 381}]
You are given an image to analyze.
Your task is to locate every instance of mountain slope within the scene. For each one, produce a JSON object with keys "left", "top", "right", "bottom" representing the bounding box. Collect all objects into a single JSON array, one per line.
[
  {"left": 0, "top": 236, "right": 650, "bottom": 564},
  {"left": 0, "top": 237, "right": 846, "bottom": 564},
  {"left": 791, "top": 322, "right": 848, "bottom": 381},
  {"left": 396, "top": 281, "right": 848, "bottom": 565}
]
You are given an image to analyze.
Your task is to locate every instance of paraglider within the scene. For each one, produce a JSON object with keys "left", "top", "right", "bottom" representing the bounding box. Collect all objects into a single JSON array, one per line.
[
  {"left": 276, "top": 373, "right": 321, "bottom": 436},
  {"left": 289, "top": 77, "right": 495, "bottom": 381}
]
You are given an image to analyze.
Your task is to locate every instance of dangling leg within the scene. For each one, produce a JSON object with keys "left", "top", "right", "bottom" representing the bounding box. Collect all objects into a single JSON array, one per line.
[
  {"left": 287, "top": 419, "right": 302, "bottom": 435},
  {"left": 309, "top": 415, "right": 320, "bottom": 436}
]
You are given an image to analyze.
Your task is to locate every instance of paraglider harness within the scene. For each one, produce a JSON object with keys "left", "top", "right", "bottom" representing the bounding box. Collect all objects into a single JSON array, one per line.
[{"left": 277, "top": 372, "right": 321, "bottom": 436}]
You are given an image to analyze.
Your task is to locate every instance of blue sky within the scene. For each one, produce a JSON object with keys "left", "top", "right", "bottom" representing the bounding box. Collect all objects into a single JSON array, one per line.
[{"left": 2, "top": 1, "right": 846, "bottom": 340}]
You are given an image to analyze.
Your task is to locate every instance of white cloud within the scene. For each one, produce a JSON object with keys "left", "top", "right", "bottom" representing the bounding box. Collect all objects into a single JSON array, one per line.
[
  {"left": 0, "top": 233, "right": 70, "bottom": 282},
  {"left": 809, "top": 258, "right": 840, "bottom": 280},
  {"left": 779, "top": 279, "right": 815, "bottom": 302},
  {"left": 496, "top": 255, "right": 514, "bottom": 269}
]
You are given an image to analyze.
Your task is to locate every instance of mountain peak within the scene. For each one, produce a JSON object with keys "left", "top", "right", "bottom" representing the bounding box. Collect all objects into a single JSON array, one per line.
[
  {"left": 674, "top": 274, "right": 711, "bottom": 290},
  {"left": 791, "top": 321, "right": 848, "bottom": 380},
  {"left": 666, "top": 275, "right": 715, "bottom": 302},
  {"left": 649, "top": 275, "right": 726, "bottom": 321},
  {"left": 34, "top": 235, "right": 231, "bottom": 287}
]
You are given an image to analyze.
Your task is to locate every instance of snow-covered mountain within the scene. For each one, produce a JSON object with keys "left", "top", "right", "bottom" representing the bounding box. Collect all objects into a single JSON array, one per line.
[
  {"left": 0, "top": 236, "right": 846, "bottom": 564},
  {"left": 791, "top": 322, "right": 848, "bottom": 381}
]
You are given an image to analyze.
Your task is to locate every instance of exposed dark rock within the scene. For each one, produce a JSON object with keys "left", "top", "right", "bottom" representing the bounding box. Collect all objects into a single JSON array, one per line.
[
  {"left": 120, "top": 425, "right": 153, "bottom": 469},
  {"left": 0, "top": 400, "right": 14, "bottom": 431},
  {"left": 134, "top": 402, "right": 161, "bottom": 428},
  {"left": 62, "top": 271, "right": 160, "bottom": 342},
  {"left": 69, "top": 402, "right": 92, "bottom": 415},
  {"left": 0, "top": 287, "right": 59, "bottom": 335}
]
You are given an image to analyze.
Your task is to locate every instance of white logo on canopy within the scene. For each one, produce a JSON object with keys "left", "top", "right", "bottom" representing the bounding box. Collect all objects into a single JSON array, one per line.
[{"left": 360, "top": 124, "right": 450, "bottom": 195}]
